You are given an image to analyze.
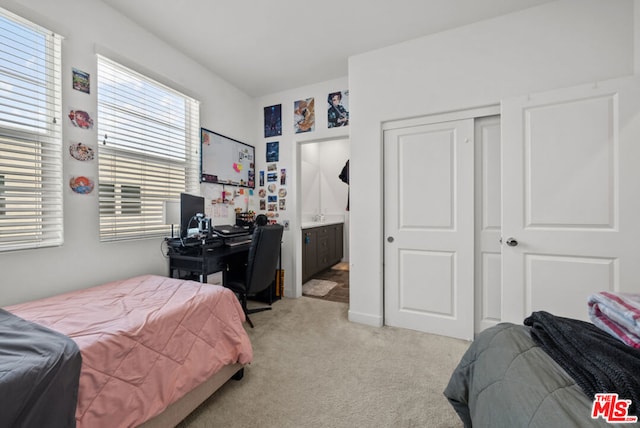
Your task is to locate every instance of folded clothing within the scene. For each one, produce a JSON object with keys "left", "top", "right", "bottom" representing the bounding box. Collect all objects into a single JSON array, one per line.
[{"left": 588, "top": 291, "right": 640, "bottom": 349}]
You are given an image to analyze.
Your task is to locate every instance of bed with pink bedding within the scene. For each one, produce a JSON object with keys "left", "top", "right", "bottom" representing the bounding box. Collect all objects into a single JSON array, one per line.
[{"left": 5, "top": 274, "right": 253, "bottom": 428}]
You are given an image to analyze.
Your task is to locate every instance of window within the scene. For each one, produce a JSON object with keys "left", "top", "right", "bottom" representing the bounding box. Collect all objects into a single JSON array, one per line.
[
  {"left": 97, "top": 56, "right": 199, "bottom": 241},
  {"left": 0, "top": 8, "right": 63, "bottom": 252}
]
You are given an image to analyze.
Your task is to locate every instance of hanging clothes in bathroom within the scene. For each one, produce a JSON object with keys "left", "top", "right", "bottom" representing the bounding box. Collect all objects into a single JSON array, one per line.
[{"left": 339, "top": 160, "right": 349, "bottom": 211}]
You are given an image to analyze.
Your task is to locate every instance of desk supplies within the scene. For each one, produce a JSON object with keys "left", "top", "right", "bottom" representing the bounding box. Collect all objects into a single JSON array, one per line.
[{"left": 213, "top": 224, "right": 251, "bottom": 236}]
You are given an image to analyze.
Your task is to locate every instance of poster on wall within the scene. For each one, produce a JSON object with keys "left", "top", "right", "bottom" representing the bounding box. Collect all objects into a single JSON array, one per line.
[
  {"left": 72, "top": 68, "right": 90, "bottom": 94},
  {"left": 68, "top": 109, "right": 94, "bottom": 129},
  {"left": 68, "top": 142, "right": 95, "bottom": 161},
  {"left": 264, "top": 104, "right": 282, "bottom": 137},
  {"left": 327, "top": 90, "right": 349, "bottom": 128},
  {"left": 68, "top": 175, "right": 95, "bottom": 195},
  {"left": 294, "top": 97, "right": 315, "bottom": 133},
  {"left": 266, "top": 141, "right": 279, "bottom": 162}
]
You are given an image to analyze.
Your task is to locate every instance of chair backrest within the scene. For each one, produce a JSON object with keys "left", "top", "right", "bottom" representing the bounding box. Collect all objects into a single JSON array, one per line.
[{"left": 245, "top": 224, "right": 284, "bottom": 295}]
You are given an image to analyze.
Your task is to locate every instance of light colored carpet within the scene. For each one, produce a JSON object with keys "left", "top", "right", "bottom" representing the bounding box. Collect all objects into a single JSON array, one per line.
[
  {"left": 177, "top": 297, "right": 469, "bottom": 428},
  {"left": 302, "top": 279, "right": 338, "bottom": 297}
]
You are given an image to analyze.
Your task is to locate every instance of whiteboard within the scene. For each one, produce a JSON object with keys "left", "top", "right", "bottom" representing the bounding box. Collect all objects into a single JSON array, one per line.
[{"left": 201, "top": 128, "right": 255, "bottom": 188}]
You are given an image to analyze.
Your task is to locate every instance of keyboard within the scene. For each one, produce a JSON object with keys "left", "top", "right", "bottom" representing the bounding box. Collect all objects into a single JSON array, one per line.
[{"left": 225, "top": 239, "right": 252, "bottom": 247}]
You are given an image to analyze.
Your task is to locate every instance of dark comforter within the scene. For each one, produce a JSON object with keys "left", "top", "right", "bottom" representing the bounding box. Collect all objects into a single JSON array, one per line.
[
  {"left": 443, "top": 322, "right": 636, "bottom": 427},
  {"left": 0, "top": 308, "right": 81, "bottom": 428},
  {"left": 525, "top": 311, "right": 640, "bottom": 417}
]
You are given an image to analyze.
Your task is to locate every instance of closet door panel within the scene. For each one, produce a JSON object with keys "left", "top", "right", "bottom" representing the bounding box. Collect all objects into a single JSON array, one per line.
[
  {"left": 502, "top": 76, "right": 640, "bottom": 323},
  {"left": 384, "top": 119, "right": 475, "bottom": 340},
  {"left": 475, "top": 116, "right": 502, "bottom": 334}
]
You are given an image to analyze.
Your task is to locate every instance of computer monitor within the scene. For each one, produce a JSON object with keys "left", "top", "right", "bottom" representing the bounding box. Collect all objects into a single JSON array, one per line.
[{"left": 180, "top": 192, "right": 204, "bottom": 238}]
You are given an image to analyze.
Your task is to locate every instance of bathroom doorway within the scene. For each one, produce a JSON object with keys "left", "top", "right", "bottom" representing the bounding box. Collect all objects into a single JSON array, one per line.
[{"left": 297, "top": 138, "right": 350, "bottom": 303}]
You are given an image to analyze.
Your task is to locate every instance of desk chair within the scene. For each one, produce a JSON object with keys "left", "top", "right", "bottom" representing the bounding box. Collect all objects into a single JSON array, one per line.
[{"left": 223, "top": 224, "right": 284, "bottom": 328}]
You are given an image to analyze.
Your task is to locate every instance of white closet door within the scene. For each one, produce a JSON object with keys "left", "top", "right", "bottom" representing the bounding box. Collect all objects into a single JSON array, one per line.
[
  {"left": 383, "top": 119, "right": 474, "bottom": 340},
  {"left": 474, "top": 116, "right": 502, "bottom": 334},
  {"left": 501, "top": 76, "right": 640, "bottom": 323}
]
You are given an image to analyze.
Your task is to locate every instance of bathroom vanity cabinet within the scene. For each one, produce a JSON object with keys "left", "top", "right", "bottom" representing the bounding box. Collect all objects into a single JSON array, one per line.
[{"left": 302, "top": 222, "right": 343, "bottom": 283}]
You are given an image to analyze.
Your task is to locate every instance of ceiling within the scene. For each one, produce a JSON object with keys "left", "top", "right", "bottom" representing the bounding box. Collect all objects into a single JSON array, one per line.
[{"left": 101, "top": 0, "right": 553, "bottom": 97}]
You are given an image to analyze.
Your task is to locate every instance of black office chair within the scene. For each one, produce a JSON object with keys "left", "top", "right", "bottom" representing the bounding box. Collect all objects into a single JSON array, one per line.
[{"left": 223, "top": 224, "right": 284, "bottom": 328}]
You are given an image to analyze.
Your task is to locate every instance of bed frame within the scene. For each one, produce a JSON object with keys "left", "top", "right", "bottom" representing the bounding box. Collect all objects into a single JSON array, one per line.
[{"left": 141, "top": 364, "right": 244, "bottom": 427}]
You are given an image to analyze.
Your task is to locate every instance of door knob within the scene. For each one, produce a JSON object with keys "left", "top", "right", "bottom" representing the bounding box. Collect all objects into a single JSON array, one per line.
[
  {"left": 505, "top": 237, "right": 518, "bottom": 247},
  {"left": 387, "top": 236, "right": 394, "bottom": 243}
]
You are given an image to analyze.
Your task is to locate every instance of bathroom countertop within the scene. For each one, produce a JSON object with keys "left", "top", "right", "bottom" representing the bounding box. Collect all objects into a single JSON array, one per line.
[{"left": 301, "top": 219, "right": 344, "bottom": 229}]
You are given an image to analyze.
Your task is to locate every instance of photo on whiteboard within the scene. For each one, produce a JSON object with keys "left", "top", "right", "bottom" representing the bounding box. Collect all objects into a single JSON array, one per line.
[{"left": 247, "top": 169, "right": 255, "bottom": 188}]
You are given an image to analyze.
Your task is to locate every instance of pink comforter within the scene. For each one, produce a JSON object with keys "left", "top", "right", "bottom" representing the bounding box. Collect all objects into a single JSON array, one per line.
[{"left": 6, "top": 275, "right": 253, "bottom": 428}]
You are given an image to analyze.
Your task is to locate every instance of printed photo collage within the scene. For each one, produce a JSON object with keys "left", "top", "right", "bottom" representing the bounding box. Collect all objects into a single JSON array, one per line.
[
  {"left": 257, "top": 141, "right": 286, "bottom": 220},
  {"left": 260, "top": 90, "right": 348, "bottom": 219},
  {"left": 68, "top": 67, "right": 95, "bottom": 196}
]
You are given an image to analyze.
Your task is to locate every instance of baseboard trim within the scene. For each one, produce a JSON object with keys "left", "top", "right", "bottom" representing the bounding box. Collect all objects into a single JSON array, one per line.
[{"left": 348, "top": 309, "right": 383, "bottom": 327}]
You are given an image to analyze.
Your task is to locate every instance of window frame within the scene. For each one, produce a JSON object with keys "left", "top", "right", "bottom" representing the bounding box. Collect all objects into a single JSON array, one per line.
[
  {"left": 0, "top": 8, "right": 63, "bottom": 252},
  {"left": 96, "top": 55, "right": 200, "bottom": 242}
]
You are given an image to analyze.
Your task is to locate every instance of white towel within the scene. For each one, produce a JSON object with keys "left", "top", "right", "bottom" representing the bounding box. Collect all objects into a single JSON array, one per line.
[{"left": 588, "top": 291, "right": 640, "bottom": 348}]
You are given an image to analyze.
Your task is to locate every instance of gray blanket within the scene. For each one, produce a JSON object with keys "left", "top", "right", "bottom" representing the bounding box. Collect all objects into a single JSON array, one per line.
[
  {"left": 0, "top": 308, "right": 81, "bottom": 428},
  {"left": 444, "top": 323, "right": 628, "bottom": 427}
]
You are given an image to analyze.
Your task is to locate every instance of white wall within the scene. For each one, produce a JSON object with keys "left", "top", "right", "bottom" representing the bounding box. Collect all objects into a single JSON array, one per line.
[
  {"left": 348, "top": 0, "right": 635, "bottom": 327},
  {"left": 0, "top": 0, "right": 256, "bottom": 306},
  {"left": 255, "top": 76, "right": 349, "bottom": 297},
  {"left": 301, "top": 144, "right": 321, "bottom": 217},
  {"left": 301, "top": 139, "right": 349, "bottom": 221}
]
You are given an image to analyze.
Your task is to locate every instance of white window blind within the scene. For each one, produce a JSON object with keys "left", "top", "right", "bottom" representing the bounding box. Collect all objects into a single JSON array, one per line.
[
  {"left": 97, "top": 55, "right": 199, "bottom": 241},
  {"left": 0, "top": 8, "right": 63, "bottom": 252}
]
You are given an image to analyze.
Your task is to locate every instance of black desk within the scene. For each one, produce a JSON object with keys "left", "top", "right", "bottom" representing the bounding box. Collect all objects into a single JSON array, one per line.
[
  {"left": 167, "top": 237, "right": 251, "bottom": 284},
  {"left": 167, "top": 234, "right": 281, "bottom": 305}
]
